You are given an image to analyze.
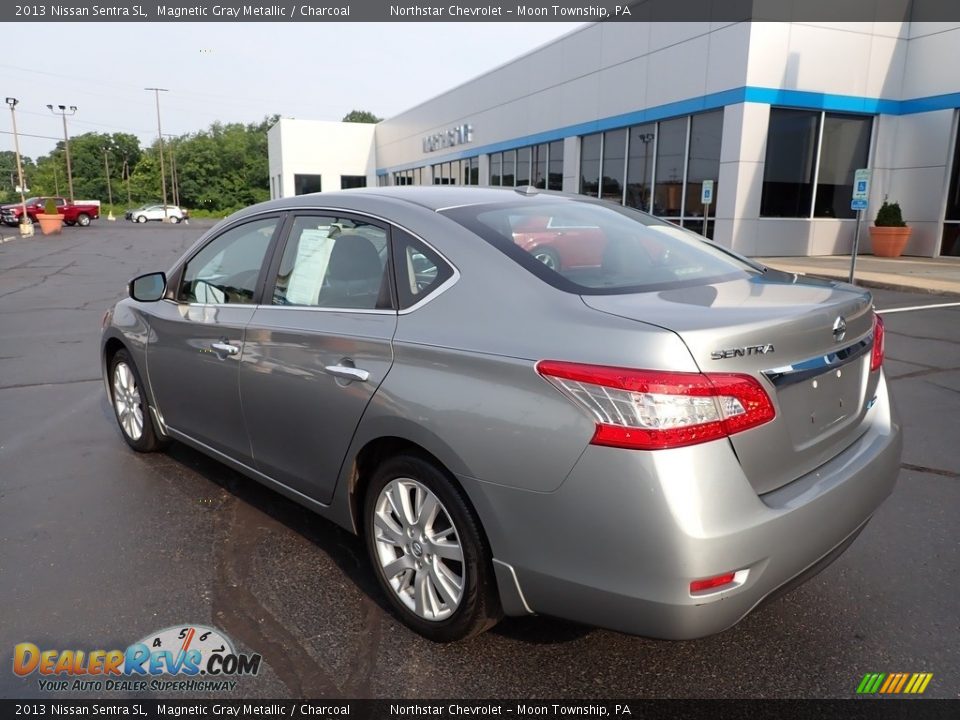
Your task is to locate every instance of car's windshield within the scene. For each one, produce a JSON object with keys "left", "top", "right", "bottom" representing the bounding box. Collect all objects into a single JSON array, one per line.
[{"left": 441, "top": 201, "right": 757, "bottom": 295}]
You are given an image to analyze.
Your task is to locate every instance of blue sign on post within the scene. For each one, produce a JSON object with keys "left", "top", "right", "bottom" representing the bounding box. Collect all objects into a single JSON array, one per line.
[{"left": 851, "top": 198, "right": 868, "bottom": 211}]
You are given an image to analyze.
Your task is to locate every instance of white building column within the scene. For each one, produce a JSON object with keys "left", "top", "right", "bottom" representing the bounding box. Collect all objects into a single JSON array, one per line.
[{"left": 713, "top": 102, "right": 770, "bottom": 256}]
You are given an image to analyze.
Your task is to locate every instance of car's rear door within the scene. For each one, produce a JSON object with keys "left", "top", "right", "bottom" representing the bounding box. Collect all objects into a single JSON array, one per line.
[
  {"left": 145, "top": 215, "right": 283, "bottom": 462},
  {"left": 240, "top": 212, "right": 397, "bottom": 505}
]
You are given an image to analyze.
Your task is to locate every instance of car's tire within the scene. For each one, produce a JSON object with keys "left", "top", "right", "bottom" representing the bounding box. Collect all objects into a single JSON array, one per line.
[
  {"left": 76, "top": 213, "right": 91, "bottom": 227},
  {"left": 364, "top": 454, "right": 501, "bottom": 642},
  {"left": 65, "top": 220, "right": 76, "bottom": 227},
  {"left": 532, "top": 246, "right": 561, "bottom": 271},
  {"left": 169, "top": 215, "right": 180, "bottom": 224},
  {"left": 136, "top": 215, "right": 147, "bottom": 224},
  {"left": 108, "top": 349, "right": 167, "bottom": 453}
]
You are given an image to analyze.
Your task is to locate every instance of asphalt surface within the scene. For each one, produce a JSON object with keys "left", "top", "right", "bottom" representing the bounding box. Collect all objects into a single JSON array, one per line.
[{"left": 0, "top": 221, "right": 957, "bottom": 699}]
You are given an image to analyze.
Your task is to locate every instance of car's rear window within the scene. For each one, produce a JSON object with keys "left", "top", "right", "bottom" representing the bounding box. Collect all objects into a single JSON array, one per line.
[{"left": 441, "top": 201, "right": 756, "bottom": 294}]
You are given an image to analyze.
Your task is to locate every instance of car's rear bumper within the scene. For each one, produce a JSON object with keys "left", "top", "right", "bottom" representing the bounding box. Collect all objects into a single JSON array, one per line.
[{"left": 465, "top": 372, "right": 901, "bottom": 639}]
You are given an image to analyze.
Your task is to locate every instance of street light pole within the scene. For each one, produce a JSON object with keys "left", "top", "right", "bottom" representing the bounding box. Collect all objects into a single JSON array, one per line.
[
  {"left": 145, "top": 88, "right": 169, "bottom": 218},
  {"left": 47, "top": 104, "right": 77, "bottom": 202},
  {"left": 5, "top": 97, "right": 32, "bottom": 236}
]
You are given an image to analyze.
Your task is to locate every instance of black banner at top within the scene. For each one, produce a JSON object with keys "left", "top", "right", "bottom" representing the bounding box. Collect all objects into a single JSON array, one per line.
[
  {"left": 1, "top": 700, "right": 960, "bottom": 720},
  {"left": 5, "top": 0, "right": 960, "bottom": 22}
]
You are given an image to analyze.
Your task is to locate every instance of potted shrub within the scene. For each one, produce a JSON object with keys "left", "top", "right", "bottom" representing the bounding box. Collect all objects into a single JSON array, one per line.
[
  {"left": 869, "top": 201, "right": 911, "bottom": 257},
  {"left": 36, "top": 198, "right": 65, "bottom": 236}
]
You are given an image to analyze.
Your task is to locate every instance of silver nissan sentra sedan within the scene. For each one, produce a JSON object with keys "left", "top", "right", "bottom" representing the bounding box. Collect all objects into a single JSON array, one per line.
[{"left": 101, "top": 186, "right": 902, "bottom": 642}]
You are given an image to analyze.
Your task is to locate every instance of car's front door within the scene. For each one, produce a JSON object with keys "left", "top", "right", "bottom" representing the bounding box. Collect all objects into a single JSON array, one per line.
[
  {"left": 240, "top": 213, "right": 397, "bottom": 504},
  {"left": 146, "top": 215, "right": 281, "bottom": 462}
]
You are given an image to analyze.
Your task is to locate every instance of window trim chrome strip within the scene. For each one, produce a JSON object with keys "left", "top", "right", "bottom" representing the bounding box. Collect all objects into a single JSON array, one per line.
[{"left": 762, "top": 334, "right": 873, "bottom": 389}]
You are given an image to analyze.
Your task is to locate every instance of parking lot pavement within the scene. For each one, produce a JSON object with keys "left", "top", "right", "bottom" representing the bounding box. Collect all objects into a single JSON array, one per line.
[{"left": 1, "top": 224, "right": 957, "bottom": 699}]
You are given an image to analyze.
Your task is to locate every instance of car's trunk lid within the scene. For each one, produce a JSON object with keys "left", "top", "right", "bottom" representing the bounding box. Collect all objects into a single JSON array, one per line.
[{"left": 582, "top": 272, "right": 879, "bottom": 494}]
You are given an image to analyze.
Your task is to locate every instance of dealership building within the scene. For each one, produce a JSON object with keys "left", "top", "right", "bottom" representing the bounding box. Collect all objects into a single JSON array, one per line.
[{"left": 267, "top": 21, "right": 960, "bottom": 257}]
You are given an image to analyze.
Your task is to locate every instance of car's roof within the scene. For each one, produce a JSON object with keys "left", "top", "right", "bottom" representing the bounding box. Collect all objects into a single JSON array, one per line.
[{"left": 238, "top": 186, "right": 583, "bottom": 217}]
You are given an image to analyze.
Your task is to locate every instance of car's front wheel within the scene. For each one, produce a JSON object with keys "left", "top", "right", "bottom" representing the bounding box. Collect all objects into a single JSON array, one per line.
[
  {"left": 136, "top": 215, "right": 147, "bottom": 223},
  {"left": 76, "top": 213, "right": 91, "bottom": 227},
  {"left": 364, "top": 454, "right": 501, "bottom": 642},
  {"left": 109, "top": 349, "right": 166, "bottom": 452}
]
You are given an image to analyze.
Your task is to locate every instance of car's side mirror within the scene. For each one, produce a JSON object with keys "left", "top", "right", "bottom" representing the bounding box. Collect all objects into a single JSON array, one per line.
[{"left": 129, "top": 272, "right": 167, "bottom": 302}]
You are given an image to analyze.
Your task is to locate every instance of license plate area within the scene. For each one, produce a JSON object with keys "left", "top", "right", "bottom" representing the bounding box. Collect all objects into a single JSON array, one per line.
[{"left": 777, "top": 360, "right": 866, "bottom": 449}]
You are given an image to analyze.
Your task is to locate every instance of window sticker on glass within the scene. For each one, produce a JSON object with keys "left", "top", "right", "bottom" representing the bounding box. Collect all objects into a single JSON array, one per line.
[{"left": 286, "top": 229, "right": 336, "bottom": 306}]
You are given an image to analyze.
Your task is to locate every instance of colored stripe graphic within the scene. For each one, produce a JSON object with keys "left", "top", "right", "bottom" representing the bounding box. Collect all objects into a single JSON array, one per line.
[{"left": 857, "top": 672, "right": 933, "bottom": 694}]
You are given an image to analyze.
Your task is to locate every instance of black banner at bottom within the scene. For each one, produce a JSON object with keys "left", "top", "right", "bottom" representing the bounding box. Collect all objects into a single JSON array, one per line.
[{"left": 1, "top": 700, "right": 959, "bottom": 720}]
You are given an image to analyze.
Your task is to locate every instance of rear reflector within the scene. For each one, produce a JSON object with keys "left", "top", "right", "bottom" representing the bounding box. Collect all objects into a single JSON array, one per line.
[
  {"left": 870, "top": 312, "right": 885, "bottom": 372},
  {"left": 536, "top": 361, "right": 775, "bottom": 451},
  {"left": 690, "top": 573, "right": 737, "bottom": 593}
]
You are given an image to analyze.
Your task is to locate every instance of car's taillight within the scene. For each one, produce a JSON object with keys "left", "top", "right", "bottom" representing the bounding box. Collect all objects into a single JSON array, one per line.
[
  {"left": 870, "top": 313, "right": 885, "bottom": 372},
  {"left": 536, "top": 361, "right": 775, "bottom": 451}
]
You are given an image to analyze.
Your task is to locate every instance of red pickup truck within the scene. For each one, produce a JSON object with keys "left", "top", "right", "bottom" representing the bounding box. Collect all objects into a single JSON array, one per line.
[{"left": 1, "top": 197, "right": 100, "bottom": 227}]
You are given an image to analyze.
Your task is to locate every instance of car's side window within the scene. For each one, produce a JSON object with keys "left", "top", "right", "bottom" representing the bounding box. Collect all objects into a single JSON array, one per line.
[
  {"left": 392, "top": 227, "right": 454, "bottom": 310},
  {"left": 179, "top": 217, "right": 277, "bottom": 304},
  {"left": 273, "top": 215, "right": 391, "bottom": 310}
]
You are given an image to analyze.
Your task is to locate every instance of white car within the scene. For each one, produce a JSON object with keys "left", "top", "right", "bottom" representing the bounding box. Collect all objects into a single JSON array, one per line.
[{"left": 127, "top": 204, "right": 187, "bottom": 224}]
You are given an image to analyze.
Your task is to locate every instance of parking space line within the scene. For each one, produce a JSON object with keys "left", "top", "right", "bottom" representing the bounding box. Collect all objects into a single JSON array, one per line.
[{"left": 877, "top": 301, "right": 960, "bottom": 314}]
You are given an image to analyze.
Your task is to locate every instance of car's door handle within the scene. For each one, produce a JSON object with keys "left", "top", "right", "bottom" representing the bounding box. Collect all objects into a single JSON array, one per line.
[
  {"left": 210, "top": 341, "right": 240, "bottom": 357},
  {"left": 324, "top": 364, "right": 370, "bottom": 382}
]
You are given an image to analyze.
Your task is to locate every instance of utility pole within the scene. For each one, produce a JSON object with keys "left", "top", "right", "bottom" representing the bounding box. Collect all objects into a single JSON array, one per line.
[
  {"left": 6, "top": 97, "right": 32, "bottom": 236},
  {"left": 166, "top": 137, "right": 180, "bottom": 207},
  {"left": 103, "top": 147, "right": 115, "bottom": 220},
  {"left": 47, "top": 104, "right": 77, "bottom": 202},
  {"left": 122, "top": 155, "right": 131, "bottom": 205},
  {"left": 145, "top": 88, "right": 169, "bottom": 219}
]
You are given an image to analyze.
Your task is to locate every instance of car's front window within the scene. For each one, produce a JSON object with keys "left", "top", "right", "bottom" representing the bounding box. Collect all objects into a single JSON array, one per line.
[
  {"left": 441, "top": 201, "right": 756, "bottom": 294},
  {"left": 179, "top": 218, "right": 277, "bottom": 304}
]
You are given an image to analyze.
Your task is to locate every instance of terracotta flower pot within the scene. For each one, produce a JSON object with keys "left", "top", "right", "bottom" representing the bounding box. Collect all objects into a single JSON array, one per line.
[
  {"left": 36, "top": 213, "right": 65, "bottom": 236},
  {"left": 869, "top": 225, "right": 911, "bottom": 258}
]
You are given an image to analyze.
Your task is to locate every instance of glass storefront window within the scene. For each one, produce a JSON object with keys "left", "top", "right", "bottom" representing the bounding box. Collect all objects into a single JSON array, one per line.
[
  {"left": 684, "top": 110, "right": 722, "bottom": 221},
  {"left": 294, "top": 174, "right": 322, "bottom": 195},
  {"left": 548, "top": 141, "right": 564, "bottom": 191},
  {"left": 533, "top": 144, "right": 547, "bottom": 189},
  {"left": 760, "top": 110, "right": 820, "bottom": 217},
  {"left": 580, "top": 133, "right": 601, "bottom": 197},
  {"left": 490, "top": 153, "right": 502, "bottom": 186},
  {"left": 516, "top": 147, "right": 531, "bottom": 186},
  {"left": 601, "top": 128, "right": 627, "bottom": 202},
  {"left": 653, "top": 117, "right": 687, "bottom": 218},
  {"left": 625, "top": 124, "right": 655, "bottom": 212},
  {"left": 502, "top": 149, "right": 516, "bottom": 187},
  {"left": 814, "top": 114, "right": 872, "bottom": 219}
]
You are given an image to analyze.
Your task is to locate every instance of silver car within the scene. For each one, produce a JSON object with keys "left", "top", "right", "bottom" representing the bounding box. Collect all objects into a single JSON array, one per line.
[{"left": 101, "top": 187, "right": 902, "bottom": 642}]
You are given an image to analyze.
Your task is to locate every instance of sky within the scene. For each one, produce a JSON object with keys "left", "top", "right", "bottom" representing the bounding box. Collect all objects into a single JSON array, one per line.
[{"left": 2, "top": 22, "right": 584, "bottom": 160}]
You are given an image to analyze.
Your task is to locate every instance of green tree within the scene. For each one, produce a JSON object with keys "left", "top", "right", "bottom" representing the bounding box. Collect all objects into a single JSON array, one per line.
[
  {"left": 342, "top": 109, "right": 381, "bottom": 123},
  {"left": 0, "top": 150, "right": 35, "bottom": 203}
]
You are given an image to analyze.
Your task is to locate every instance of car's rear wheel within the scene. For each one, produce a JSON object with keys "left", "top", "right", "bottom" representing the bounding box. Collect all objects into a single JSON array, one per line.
[
  {"left": 109, "top": 349, "right": 166, "bottom": 452},
  {"left": 364, "top": 454, "right": 501, "bottom": 642},
  {"left": 136, "top": 215, "right": 147, "bottom": 223},
  {"left": 532, "top": 246, "right": 561, "bottom": 271},
  {"left": 76, "top": 213, "right": 91, "bottom": 227}
]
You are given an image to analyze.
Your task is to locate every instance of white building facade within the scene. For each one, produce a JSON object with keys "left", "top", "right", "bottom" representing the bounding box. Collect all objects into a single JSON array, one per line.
[{"left": 268, "top": 22, "right": 960, "bottom": 257}]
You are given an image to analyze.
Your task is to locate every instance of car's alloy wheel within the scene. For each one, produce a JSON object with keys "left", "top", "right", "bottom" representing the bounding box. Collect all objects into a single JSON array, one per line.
[
  {"left": 109, "top": 349, "right": 166, "bottom": 453},
  {"left": 169, "top": 216, "right": 180, "bottom": 224},
  {"left": 76, "top": 213, "right": 91, "bottom": 227},
  {"left": 113, "top": 361, "right": 143, "bottom": 441},
  {"left": 373, "top": 477, "right": 465, "bottom": 621},
  {"left": 136, "top": 215, "right": 147, "bottom": 223},
  {"left": 364, "top": 454, "right": 501, "bottom": 641}
]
